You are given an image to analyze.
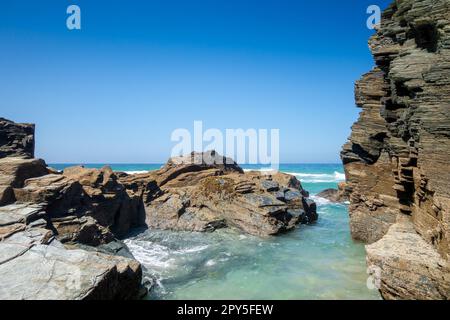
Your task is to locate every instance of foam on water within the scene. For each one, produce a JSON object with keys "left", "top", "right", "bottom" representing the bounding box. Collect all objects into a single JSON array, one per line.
[
  {"left": 242, "top": 167, "right": 346, "bottom": 183},
  {"left": 310, "top": 195, "right": 331, "bottom": 206},
  {"left": 286, "top": 171, "right": 346, "bottom": 183},
  {"left": 123, "top": 170, "right": 150, "bottom": 175}
]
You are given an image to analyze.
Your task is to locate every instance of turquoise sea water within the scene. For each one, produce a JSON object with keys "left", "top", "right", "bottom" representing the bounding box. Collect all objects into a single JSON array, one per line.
[{"left": 49, "top": 163, "right": 380, "bottom": 300}]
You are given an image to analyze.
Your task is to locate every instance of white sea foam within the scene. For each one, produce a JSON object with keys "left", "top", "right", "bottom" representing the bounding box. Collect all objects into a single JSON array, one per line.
[
  {"left": 205, "top": 259, "right": 217, "bottom": 267},
  {"left": 243, "top": 168, "right": 345, "bottom": 183},
  {"left": 284, "top": 171, "right": 346, "bottom": 183},
  {"left": 174, "top": 245, "right": 209, "bottom": 254},
  {"left": 334, "top": 171, "right": 346, "bottom": 181},
  {"left": 124, "top": 239, "right": 175, "bottom": 269},
  {"left": 310, "top": 195, "right": 331, "bottom": 206},
  {"left": 122, "top": 170, "right": 149, "bottom": 175},
  {"left": 124, "top": 239, "right": 211, "bottom": 270}
]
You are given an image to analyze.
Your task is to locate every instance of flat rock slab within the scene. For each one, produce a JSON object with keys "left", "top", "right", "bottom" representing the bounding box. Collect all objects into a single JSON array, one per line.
[
  {"left": 0, "top": 203, "right": 46, "bottom": 226},
  {"left": 0, "top": 229, "right": 142, "bottom": 300},
  {"left": 366, "top": 220, "right": 450, "bottom": 300}
]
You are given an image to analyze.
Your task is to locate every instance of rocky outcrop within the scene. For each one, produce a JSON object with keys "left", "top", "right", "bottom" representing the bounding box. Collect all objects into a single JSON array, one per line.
[
  {"left": 0, "top": 119, "right": 145, "bottom": 300},
  {"left": 342, "top": 0, "right": 450, "bottom": 299},
  {"left": 0, "top": 157, "right": 48, "bottom": 205},
  {"left": 0, "top": 200, "right": 145, "bottom": 300},
  {"left": 0, "top": 117, "right": 316, "bottom": 299},
  {"left": 12, "top": 166, "right": 146, "bottom": 241},
  {"left": 0, "top": 227, "right": 142, "bottom": 300},
  {"left": 0, "top": 118, "right": 35, "bottom": 158},
  {"left": 119, "top": 151, "right": 317, "bottom": 237}
]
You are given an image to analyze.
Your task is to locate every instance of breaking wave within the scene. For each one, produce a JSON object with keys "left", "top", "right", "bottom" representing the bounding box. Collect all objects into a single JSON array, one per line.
[{"left": 244, "top": 169, "right": 345, "bottom": 183}]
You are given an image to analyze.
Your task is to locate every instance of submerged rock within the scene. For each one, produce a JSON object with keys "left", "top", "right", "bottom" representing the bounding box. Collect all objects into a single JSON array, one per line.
[{"left": 342, "top": 0, "right": 450, "bottom": 299}]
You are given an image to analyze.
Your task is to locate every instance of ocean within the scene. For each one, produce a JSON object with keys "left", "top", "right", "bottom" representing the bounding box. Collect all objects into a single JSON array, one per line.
[{"left": 49, "top": 163, "right": 380, "bottom": 300}]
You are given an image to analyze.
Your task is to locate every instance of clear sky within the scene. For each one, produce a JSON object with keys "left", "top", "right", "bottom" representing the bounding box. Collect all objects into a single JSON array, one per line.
[{"left": 1, "top": 0, "right": 391, "bottom": 163}]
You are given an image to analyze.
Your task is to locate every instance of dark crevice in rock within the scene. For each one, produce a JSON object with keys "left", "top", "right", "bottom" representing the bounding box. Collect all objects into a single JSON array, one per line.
[{"left": 410, "top": 23, "right": 440, "bottom": 53}]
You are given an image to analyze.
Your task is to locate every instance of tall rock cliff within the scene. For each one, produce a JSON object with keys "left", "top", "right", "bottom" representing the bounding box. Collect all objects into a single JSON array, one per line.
[{"left": 342, "top": 0, "right": 450, "bottom": 299}]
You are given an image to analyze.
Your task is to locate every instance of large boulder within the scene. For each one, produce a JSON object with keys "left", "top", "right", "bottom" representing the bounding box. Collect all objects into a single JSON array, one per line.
[
  {"left": 121, "top": 152, "right": 317, "bottom": 237},
  {"left": 0, "top": 118, "right": 35, "bottom": 158},
  {"left": 0, "top": 118, "right": 147, "bottom": 300}
]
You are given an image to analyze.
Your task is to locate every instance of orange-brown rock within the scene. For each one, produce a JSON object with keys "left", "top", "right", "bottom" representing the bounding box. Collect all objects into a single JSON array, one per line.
[
  {"left": 120, "top": 151, "right": 317, "bottom": 237},
  {"left": 13, "top": 166, "right": 146, "bottom": 241}
]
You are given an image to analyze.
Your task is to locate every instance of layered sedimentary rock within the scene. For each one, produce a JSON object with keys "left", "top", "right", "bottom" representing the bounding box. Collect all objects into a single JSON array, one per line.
[
  {"left": 342, "top": 0, "right": 450, "bottom": 299},
  {"left": 0, "top": 118, "right": 35, "bottom": 158},
  {"left": 119, "top": 151, "right": 317, "bottom": 237},
  {"left": 0, "top": 118, "right": 145, "bottom": 299},
  {"left": 0, "top": 117, "right": 316, "bottom": 299},
  {"left": 14, "top": 165, "right": 146, "bottom": 240},
  {"left": 0, "top": 177, "right": 145, "bottom": 299},
  {"left": 0, "top": 157, "right": 48, "bottom": 205},
  {"left": 0, "top": 227, "right": 142, "bottom": 300}
]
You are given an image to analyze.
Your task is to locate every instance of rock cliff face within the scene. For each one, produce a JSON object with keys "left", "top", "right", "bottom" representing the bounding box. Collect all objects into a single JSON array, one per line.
[
  {"left": 0, "top": 118, "right": 35, "bottom": 159},
  {"left": 342, "top": 0, "right": 450, "bottom": 299}
]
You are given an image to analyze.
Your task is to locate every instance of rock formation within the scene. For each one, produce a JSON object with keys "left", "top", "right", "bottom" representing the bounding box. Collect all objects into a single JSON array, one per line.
[
  {"left": 342, "top": 0, "right": 450, "bottom": 299},
  {"left": 0, "top": 226, "right": 142, "bottom": 300},
  {"left": 0, "top": 119, "right": 146, "bottom": 299},
  {"left": 0, "top": 118, "right": 35, "bottom": 158},
  {"left": 0, "top": 170, "right": 146, "bottom": 299},
  {"left": 119, "top": 151, "right": 318, "bottom": 237},
  {"left": 0, "top": 118, "right": 317, "bottom": 299}
]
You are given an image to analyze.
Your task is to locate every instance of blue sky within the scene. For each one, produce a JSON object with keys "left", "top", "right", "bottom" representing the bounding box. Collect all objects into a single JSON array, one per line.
[{"left": 1, "top": 0, "right": 391, "bottom": 163}]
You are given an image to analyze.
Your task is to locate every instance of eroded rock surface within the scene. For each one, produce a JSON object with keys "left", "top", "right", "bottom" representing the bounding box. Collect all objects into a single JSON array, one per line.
[
  {"left": 0, "top": 157, "right": 48, "bottom": 205},
  {"left": 0, "top": 119, "right": 145, "bottom": 299},
  {"left": 14, "top": 166, "right": 146, "bottom": 240},
  {"left": 0, "top": 118, "right": 35, "bottom": 159},
  {"left": 0, "top": 227, "right": 142, "bottom": 300},
  {"left": 0, "top": 117, "right": 316, "bottom": 299},
  {"left": 119, "top": 151, "right": 317, "bottom": 237},
  {"left": 342, "top": 0, "right": 450, "bottom": 299}
]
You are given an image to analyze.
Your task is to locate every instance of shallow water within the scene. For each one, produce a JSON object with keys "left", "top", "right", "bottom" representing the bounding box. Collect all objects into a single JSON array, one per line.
[
  {"left": 125, "top": 200, "right": 380, "bottom": 300},
  {"left": 50, "top": 162, "right": 380, "bottom": 300}
]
